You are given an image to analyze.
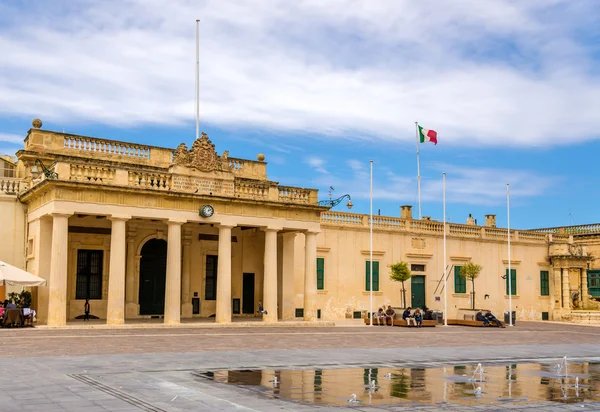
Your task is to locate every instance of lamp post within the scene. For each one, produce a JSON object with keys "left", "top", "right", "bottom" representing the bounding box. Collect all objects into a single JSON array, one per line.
[{"left": 317, "top": 193, "right": 353, "bottom": 209}]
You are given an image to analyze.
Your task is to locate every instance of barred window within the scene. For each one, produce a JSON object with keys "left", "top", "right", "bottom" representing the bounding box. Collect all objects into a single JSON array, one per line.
[{"left": 76, "top": 250, "right": 103, "bottom": 300}]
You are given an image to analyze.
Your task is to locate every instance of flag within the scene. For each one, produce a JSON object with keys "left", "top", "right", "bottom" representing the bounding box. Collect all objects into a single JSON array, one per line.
[{"left": 418, "top": 125, "right": 437, "bottom": 145}]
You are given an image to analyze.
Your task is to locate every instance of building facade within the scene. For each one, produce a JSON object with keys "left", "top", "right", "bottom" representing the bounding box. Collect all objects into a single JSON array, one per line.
[{"left": 0, "top": 119, "right": 598, "bottom": 325}]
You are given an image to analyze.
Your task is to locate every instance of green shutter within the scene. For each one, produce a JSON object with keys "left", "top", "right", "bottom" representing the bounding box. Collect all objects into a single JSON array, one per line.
[
  {"left": 366, "top": 261, "right": 379, "bottom": 291},
  {"left": 506, "top": 269, "right": 517, "bottom": 295},
  {"left": 454, "top": 266, "right": 466, "bottom": 293},
  {"left": 540, "top": 271, "right": 549, "bottom": 296},
  {"left": 373, "top": 261, "right": 379, "bottom": 291},
  {"left": 316, "top": 258, "right": 325, "bottom": 290}
]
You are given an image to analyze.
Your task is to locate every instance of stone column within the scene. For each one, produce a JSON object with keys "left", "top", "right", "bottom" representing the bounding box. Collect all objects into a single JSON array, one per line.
[
  {"left": 553, "top": 267, "right": 562, "bottom": 309},
  {"left": 106, "top": 216, "right": 129, "bottom": 325},
  {"left": 37, "top": 216, "right": 53, "bottom": 324},
  {"left": 47, "top": 213, "right": 71, "bottom": 327},
  {"left": 280, "top": 232, "right": 297, "bottom": 320},
  {"left": 582, "top": 268, "right": 589, "bottom": 308},
  {"left": 164, "top": 220, "right": 184, "bottom": 325},
  {"left": 304, "top": 231, "right": 318, "bottom": 321},
  {"left": 216, "top": 225, "right": 235, "bottom": 323},
  {"left": 263, "top": 228, "right": 279, "bottom": 322},
  {"left": 181, "top": 228, "right": 193, "bottom": 319},
  {"left": 562, "top": 268, "right": 571, "bottom": 310},
  {"left": 125, "top": 229, "right": 137, "bottom": 318}
]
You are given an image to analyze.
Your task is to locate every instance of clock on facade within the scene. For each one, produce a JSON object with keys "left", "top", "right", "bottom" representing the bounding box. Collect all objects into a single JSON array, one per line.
[{"left": 200, "top": 205, "right": 214, "bottom": 218}]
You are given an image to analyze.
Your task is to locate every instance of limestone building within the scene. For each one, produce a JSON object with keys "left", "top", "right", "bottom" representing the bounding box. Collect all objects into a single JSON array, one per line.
[{"left": 0, "top": 119, "right": 598, "bottom": 325}]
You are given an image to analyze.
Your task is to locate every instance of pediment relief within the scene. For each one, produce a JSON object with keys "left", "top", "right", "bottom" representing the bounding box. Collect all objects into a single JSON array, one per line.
[{"left": 172, "top": 132, "right": 232, "bottom": 173}]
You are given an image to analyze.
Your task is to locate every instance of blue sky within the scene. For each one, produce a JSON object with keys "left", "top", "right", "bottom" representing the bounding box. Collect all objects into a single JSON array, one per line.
[{"left": 1, "top": 0, "right": 599, "bottom": 229}]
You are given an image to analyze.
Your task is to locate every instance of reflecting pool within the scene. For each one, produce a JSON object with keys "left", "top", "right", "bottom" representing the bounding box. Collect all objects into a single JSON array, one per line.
[{"left": 195, "top": 359, "right": 600, "bottom": 407}]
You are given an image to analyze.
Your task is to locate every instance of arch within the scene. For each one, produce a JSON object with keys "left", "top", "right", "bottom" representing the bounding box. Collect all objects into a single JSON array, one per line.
[{"left": 138, "top": 238, "right": 167, "bottom": 315}]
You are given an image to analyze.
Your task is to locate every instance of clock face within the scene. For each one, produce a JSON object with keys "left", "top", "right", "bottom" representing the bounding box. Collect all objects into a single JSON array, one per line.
[{"left": 200, "top": 205, "right": 214, "bottom": 218}]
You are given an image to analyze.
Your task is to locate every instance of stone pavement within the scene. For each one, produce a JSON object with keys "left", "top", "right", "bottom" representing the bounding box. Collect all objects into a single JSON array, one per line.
[{"left": 0, "top": 321, "right": 599, "bottom": 411}]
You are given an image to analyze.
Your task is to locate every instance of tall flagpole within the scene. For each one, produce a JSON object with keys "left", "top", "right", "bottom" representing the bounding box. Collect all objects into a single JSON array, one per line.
[
  {"left": 369, "top": 160, "right": 374, "bottom": 326},
  {"left": 195, "top": 19, "right": 200, "bottom": 140},
  {"left": 415, "top": 122, "right": 422, "bottom": 219},
  {"left": 443, "top": 172, "right": 448, "bottom": 326},
  {"left": 507, "top": 183, "right": 513, "bottom": 327}
]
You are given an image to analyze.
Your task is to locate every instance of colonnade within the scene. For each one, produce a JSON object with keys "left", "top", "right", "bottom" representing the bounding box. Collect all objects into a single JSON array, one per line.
[{"left": 43, "top": 213, "right": 318, "bottom": 326}]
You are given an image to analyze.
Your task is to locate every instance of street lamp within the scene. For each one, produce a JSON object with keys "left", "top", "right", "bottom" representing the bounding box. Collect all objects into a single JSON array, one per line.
[{"left": 318, "top": 186, "right": 353, "bottom": 209}]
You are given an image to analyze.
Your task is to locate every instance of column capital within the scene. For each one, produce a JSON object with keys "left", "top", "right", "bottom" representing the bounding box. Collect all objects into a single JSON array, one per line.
[
  {"left": 50, "top": 212, "right": 72, "bottom": 219},
  {"left": 261, "top": 227, "right": 282, "bottom": 233},
  {"left": 109, "top": 215, "right": 131, "bottom": 222},
  {"left": 217, "top": 224, "right": 237, "bottom": 230},
  {"left": 303, "top": 230, "right": 320, "bottom": 236},
  {"left": 168, "top": 219, "right": 187, "bottom": 226}
]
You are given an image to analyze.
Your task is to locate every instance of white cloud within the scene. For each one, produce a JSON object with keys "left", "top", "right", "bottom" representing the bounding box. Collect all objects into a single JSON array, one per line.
[
  {"left": 0, "top": 133, "right": 25, "bottom": 145},
  {"left": 0, "top": 1, "right": 599, "bottom": 147},
  {"left": 315, "top": 162, "right": 555, "bottom": 207},
  {"left": 306, "top": 157, "right": 328, "bottom": 174}
]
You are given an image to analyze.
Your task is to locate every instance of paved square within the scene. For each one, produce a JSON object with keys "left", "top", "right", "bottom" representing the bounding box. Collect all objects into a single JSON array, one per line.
[{"left": 1, "top": 321, "right": 599, "bottom": 411}]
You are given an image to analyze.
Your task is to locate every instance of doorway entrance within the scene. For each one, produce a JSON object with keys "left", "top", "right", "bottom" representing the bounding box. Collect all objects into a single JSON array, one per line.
[
  {"left": 242, "top": 273, "right": 255, "bottom": 314},
  {"left": 411, "top": 275, "right": 426, "bottom": 309},
  {"left": 139, "top": 239, "right": 167, "bottom": 315}
]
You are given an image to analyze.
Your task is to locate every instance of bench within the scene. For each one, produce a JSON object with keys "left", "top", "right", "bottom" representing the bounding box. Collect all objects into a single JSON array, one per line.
[
  {"left": 363, "top": 318, "right": 437, "bottom": 327},
  {"left": 447, "top": 319, "right": 506, "bottom": 327}
]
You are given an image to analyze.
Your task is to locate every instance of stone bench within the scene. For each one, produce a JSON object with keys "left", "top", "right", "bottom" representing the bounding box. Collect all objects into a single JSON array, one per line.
[
  {"left": 363, "top": 317, "right": 437, "bottom": 327},
  {"left": 447, "top": 319, "right": 506, "bottom": 327}
]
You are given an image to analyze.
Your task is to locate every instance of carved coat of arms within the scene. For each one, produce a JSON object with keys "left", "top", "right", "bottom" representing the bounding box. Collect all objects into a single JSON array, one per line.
[{"left": 172, "top": 132, "right": 231, "bottom": 172}]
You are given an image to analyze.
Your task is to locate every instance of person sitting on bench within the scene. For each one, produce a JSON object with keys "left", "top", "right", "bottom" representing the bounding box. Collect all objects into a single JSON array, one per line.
[
  {"left": 413, "top": 308, "right": 423, "bottom": 327},
  {"left": 385, "top": 306, "right": 395, "bottom": 326},
  {"left": 423, "top": 306, "right": 433, "bottom": 321},
  {"left": 485, "top": 310, "right": 504, "bottom": 328},
  {"left": 257, "top": 301, "right": 268, "bottom": 315},
  {"left": 476, "top": 311, "right": 490, "bottom": 326},
  {"left": 402, "top": 307, "right": 417, "bottom": 326},
  {"left": 375, "top": 307, "right": 386, "bottom": 325}
]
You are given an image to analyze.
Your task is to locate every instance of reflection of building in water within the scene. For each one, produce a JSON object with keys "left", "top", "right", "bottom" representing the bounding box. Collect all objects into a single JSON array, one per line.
[{"left": 2, "top": 119, "right": 600, "bottom": 324}]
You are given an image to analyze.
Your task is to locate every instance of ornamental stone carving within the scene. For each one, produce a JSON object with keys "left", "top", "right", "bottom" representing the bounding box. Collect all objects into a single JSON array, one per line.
[{"left": 171, "top": 132, "right": 232, "bottom": 173}]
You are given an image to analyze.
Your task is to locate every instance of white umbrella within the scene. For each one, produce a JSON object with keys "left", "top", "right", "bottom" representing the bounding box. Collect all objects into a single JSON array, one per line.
[{"left": 0, "top": 260, "right": 46, "bottom": 286}]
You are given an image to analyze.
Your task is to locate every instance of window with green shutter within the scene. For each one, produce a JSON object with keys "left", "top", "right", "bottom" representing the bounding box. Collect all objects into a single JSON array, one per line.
[
  {"left": 540, "top": 271, "right": 549, "bottom": 296},
  {"left": 505, "top": 269, "right": 517, "bottom": 295},
  {"left": 454, "top": 266, "right": 466, "bottom": 294},
  {"left": 316, "top": 257, "right": 325, "bottom": 290},
  {"left": 366, "top": 261, "right": 379, "bottom": 291}
]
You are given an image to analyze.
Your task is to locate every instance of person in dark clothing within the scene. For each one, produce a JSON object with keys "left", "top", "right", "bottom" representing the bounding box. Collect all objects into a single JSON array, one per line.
[
  {"left": 257, "top": 301, "right": 267, "bottom": 315},
  {"left": 402, "top": 307, "right": 417, "bottom": 326},
  {"left": 84, "top": 299, "right": 90, "bottom": 321},
  {"left": 476, "top": 311, "right": 490, "bottom": 326},
  {"left": 485, "top": 310, "right": 504, "bottom": 328},
  {"left": 423, "top": 306, "right": 433, "bottom": 320}
]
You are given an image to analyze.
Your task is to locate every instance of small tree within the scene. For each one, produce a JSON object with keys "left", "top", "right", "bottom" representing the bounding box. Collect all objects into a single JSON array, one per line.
[
  {"left": 459, "top": 262, "right": 482, "bottom": 310},
  {"left": 389, "top": 261, "right": 412, "bottom": 308}
]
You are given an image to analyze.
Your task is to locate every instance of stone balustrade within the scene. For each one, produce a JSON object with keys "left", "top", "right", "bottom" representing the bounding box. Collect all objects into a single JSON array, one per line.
[
  {"left": 278, "top": 186, "right": 315, "bottom": 204},
  {"left": 234, "top": 180, "right": 270, "bottom": 200},
  {"left": 321, "top": 211, "right": 553, "bottom": 243},
  {"left": 0, "top": 178, "right": 27, "bottom": 194},
  {"left": 23, "top": 129, "right": 268, "bottom": 180},
  {"left": 128, "top": 171, "right": 171, "bottom": 191},
  {"left": 69, "top": 164, "right": 115, "bottom": 184},
  {"left": 531, "top": 223, "right": 600, "bottom": 235}
]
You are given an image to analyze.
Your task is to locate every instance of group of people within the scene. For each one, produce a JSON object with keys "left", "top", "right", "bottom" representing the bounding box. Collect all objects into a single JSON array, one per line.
[
  {"left": 476, "top": 310, "right": 505, "bottom": 328},
  {"left": 374, "top": 305, "right": 434, "bottom": 327},
  {"left": 0, "top": 299, "right": 36, "bottom": 327}
]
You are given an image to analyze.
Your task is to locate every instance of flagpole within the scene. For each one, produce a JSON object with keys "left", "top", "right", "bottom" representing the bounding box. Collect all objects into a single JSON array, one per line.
[
  {"left": 195, "top": 19, "right": 200, "bottom": 140},
  {"left": 415, "top": 122, "right": 422, "bottom": 219},
  {"left": 507, "top": 183, "right": 513, "bottom": 327},
  {"left": 443, "top": 172, "right": 448, "bottom": 326},
  {"left": 369, "top": 160, "right": 374, "bottom": 326}
]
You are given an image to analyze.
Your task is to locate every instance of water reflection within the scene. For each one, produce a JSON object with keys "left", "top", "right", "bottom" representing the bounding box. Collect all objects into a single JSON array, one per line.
[{"left": 196, "top": 361, "right": 600, "bottom": 407}]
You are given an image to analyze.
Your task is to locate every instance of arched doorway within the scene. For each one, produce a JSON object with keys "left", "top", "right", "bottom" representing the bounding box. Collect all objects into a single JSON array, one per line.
[{"left": 139, "top": 238, "right": 167, "bottom": 315}]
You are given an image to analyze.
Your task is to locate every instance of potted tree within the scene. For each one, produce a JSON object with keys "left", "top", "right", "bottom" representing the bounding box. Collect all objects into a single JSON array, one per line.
[
  {"left": 389, "top": 261, "right": 412, "bottom": 308},
  {"left": 459, "top": 262, "right": 482, "bottom": 310}
]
